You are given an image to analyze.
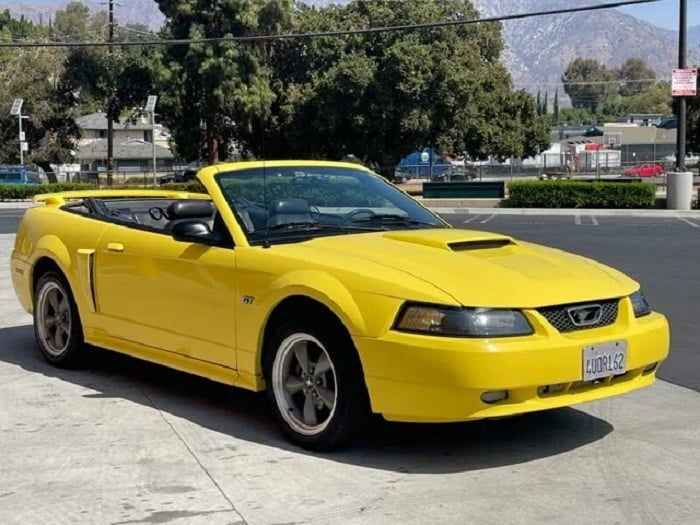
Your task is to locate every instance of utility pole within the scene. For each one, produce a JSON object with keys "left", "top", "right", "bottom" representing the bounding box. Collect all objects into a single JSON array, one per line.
[
  {"left": 107, "top": 0, "right": 115, "bottom": 187},
  {"left": 677, "top": 0, "right": 688, "bottom": 172}
]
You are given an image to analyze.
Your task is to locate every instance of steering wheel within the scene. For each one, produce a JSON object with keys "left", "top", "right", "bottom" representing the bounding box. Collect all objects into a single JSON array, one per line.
[
  {"left": 149, "top": 207, "right": 167, "bottom": 222},
  {"left": 342, "top": 208, "right": 377, "bottom": 223}
]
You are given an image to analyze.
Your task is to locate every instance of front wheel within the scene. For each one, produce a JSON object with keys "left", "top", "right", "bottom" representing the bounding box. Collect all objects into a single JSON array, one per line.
[
  {"left": 33, "top": 271, "right": 86, "bottom": 367},
  {"left": 264, "top": 320, "right": 370, "bottom": 451}
]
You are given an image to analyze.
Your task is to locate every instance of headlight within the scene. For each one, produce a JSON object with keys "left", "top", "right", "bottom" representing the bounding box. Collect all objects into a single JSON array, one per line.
[
  {"left": 394, "top": 303, "right": 533, "bottom": 337},
  {"left": 630, "top": 290, "right": 651, "bottom": 318}
]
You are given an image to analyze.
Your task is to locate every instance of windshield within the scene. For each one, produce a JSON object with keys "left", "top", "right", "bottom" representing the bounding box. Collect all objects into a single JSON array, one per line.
[{"left": 216, "top": 165, "right": 447, "bottom": 244}]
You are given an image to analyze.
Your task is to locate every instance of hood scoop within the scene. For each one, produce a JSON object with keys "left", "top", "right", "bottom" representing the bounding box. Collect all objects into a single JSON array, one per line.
[
  {"left": 448, "top": 239, "right": 515, "bottom": 251},
  {"left": 382, "top": 230, "right": 516, "bottom": 251}
]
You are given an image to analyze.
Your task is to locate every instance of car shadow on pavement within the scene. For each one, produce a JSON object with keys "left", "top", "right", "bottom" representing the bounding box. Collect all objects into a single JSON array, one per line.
[{"left": 0, "top": 324, "right": 614, "bottom": 474}]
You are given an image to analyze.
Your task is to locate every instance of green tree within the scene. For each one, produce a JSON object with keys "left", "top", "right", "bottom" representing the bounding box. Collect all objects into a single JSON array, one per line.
[
  {"left": 543, "top": 90, "right": 549, "bottom": 115},
  {"left": 244, "top": 0, "right": 550, "bottom": 175},
  {"left": 54, "top": 2, "right": 93, "bottom": 41},
  {"left": 152, "top": 0, "right": 293, "bottom": 164},
  {"left": 553, "top": 89, "right": 560, "bottom": 124},
  {"left": 0, "top": 48, "right": 78, "bottom": 171},
  {"left": 618, "top": 58, "right": 656, "bottom": 97},
  {"left": 562, "top": 58, "right": 617, "bottom": 113},
  {"left": 57, "top": 4, "right": 160, "bottom": 142},
  {"left": 537, "top": 90, "right": 542, "bottom": 115}
]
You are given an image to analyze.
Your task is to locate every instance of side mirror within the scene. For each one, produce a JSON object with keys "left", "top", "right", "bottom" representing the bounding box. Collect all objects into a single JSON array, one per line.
[{"left": 171, "top": 220, "right": 224, "bottom": 246}]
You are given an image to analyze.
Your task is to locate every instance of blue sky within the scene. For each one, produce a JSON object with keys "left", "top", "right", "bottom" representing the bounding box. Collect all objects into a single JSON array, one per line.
[{"left": 609, "top": 0, "right": 700, "bottom": 29}]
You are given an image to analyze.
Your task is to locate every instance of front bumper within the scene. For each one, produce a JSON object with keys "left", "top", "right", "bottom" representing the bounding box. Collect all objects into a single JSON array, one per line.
[{"left": 354, "top": 301, "right": 669, "bottom": 423}]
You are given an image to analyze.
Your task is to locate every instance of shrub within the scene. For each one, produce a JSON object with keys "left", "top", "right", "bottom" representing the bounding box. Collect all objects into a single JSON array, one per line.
[
  {"left": 160, "top": 181, "right": 206, "bottom": 193},
  {"left": 507, "top": 180, "right": 657, "bottom": 209},
  {"left": 0, "top": 183, "right": 93, "bottom": 201}
]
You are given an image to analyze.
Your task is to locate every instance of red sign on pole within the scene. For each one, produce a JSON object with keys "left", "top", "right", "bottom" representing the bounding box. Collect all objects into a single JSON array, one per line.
[{"left": 672, "top": 68, "right": 697, "bottom": 96}]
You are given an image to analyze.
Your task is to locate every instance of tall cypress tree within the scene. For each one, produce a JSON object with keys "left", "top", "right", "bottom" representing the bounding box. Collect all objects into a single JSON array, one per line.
[
  {"left": 536, "top": 90, "right": 542, "bottom": 115},
  {"left": 553, "top": 89, "right": 560, "bottom": 124},
  {"left": 543, "top": 90, "right": 549, "bottom": 115}
]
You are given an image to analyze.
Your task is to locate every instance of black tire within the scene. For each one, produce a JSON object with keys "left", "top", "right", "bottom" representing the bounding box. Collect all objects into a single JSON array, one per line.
[
  {"left": 263, "top": 317, "right": 371, "bottom": 451},
  {"left": 33, "top": 271, "right": 86, "bottom": 367}
]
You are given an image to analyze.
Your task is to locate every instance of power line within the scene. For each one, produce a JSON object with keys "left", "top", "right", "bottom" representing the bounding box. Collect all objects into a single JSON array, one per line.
[{"left": 0, "top": 0, "right": 661, "bottom": 48}]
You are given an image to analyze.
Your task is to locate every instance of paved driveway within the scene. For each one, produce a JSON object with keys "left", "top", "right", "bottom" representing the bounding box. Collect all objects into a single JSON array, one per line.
[{"left": 1, "top": 217, "right": 700, "bottom": 524}]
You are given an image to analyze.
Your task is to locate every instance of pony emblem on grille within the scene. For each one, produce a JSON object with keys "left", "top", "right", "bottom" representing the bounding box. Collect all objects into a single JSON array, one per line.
[{"left": 567, "top": 304, "right": 603, "bottom": 327}]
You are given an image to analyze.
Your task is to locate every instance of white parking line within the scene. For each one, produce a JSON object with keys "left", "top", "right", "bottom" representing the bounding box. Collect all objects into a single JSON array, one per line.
[
  {"left": 480, "top": 214, "right": 496, "bottom": 224},
  {"left": 591, "top": 215, "right": 599, "bottom": 226},
  {"left": 463, "top": 215, "right": 481, "bottom": 224},
  {"left": 575, "top": 215, "right": 582, "bottom": 225},
  {"left": 678, "top": 217, "right": 700, "bottom": 229}
]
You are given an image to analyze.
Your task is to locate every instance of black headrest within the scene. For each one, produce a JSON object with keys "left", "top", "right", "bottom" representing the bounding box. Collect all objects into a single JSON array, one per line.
[
  {"left": 167, "top": 200, "right": 214, "bottom": 219},
  {"left": 269, "top": 198, "right": 310, "bottom": 215}
]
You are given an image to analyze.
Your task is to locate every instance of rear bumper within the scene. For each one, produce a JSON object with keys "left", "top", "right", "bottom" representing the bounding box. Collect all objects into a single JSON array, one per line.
[
  {"left": 10, "top": 254, "right": 33, "bottom": 314},
  {"left": 354, "top": 305, "right": 670, "bottom": 423}
]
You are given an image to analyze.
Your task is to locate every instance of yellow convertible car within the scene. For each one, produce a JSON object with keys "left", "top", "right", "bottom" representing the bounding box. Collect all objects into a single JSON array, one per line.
[{"left": 11, "top": 161, "right": 669, "bottom": 450}]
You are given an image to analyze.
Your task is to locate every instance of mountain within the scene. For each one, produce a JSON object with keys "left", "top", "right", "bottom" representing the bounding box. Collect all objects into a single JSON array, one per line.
[
  {"left": 0, "top": 1, "right": 164, "bottom": 29},
  {"left": 1, "top": 0, "right": 695, "bottom": 94}
]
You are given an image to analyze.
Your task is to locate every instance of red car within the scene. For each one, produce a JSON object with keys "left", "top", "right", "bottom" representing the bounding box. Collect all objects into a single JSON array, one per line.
[{"left": 624, "top": 163, "right": 665, "bottom": 177}]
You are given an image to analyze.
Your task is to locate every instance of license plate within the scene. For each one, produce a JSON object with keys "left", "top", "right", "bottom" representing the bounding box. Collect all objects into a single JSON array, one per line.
[{"left": 583, "top": 341, "right": 627, "bottom": 381}]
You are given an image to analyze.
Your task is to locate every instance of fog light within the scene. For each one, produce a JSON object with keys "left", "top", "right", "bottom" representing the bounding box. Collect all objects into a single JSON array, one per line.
[
  {"left": 643, "top": 362, "right": 658, "bottom": 374},
  {"left": 480, "top": 390, "right": 509, "bottom": 404}
]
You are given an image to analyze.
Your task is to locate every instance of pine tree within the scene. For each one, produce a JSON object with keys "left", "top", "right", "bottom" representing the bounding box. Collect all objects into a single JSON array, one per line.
[
  {"left": 554, "top": 89, "right": 560, "bottom": 124},
  {"left": 543, "top": 90, "right": 549, "bottom": 115},
  {"left": 536, "top": 90, "right": 542, "bottom": 115}
]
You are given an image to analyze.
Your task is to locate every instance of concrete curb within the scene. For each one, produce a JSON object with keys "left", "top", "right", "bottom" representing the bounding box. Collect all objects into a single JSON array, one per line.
[
  {"left": 0, "top": 202, "right": 34, "bottom": 209},
  {"left": 432, "top": 207, "right": 700, "bottom": 217}
]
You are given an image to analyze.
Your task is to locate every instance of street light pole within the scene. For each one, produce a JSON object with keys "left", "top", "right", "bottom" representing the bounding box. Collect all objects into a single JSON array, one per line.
[
  {"left": 18, "top": 109, "right": 24, "bottom": 165},
  {"left": 145, "top": 95, "right": 158, "bottom": 187},
  {"left": 677, "top": 0, "right": 688, "bottom": 172},
  {"left": 151, "top": 111, "right": 157, "bottom": 186}
]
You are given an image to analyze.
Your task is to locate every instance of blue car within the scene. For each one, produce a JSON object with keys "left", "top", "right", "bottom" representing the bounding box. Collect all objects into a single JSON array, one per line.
[{"left": 0, "top": 165, "right": 42, "bottom": 185}]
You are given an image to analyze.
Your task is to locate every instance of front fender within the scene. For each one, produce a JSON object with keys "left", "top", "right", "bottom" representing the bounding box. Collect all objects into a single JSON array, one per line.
[{"left": 265, "top": 270, "right": 367, "bottom": 336}]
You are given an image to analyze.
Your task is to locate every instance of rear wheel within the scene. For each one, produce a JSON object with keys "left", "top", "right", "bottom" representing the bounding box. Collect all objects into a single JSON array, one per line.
[
  {"left": 264, "top": 319, "right": 370, "bottom": 451},
  {"left": 33, "top": 271, "right": 85, "bottom": 367}
]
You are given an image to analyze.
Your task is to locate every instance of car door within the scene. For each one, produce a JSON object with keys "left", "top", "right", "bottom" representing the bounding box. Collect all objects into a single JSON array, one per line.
[{"left": 92, "top": 222, "right": 238, "bottom": 369}]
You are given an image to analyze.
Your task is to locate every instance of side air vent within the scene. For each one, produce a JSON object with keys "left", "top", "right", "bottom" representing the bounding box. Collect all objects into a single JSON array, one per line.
[{"left": 448, "top": 239, "right": 515, "bottom": 252}]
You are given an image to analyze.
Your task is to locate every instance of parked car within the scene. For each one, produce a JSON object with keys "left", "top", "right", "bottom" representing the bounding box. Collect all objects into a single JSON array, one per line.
[
  {"left": 624, "top": 163, "right": 665, "bottom": 177},
  {"left": 0, "top": 165, "right": 43, "bottom": 185},
  {"left": 12, "top": 161, "right": 669, "bottom": 450},
  {"left": 661, "top": 153, "right": 700, "bottom": 167},
  {"left": 158, "top": 169, "right": 198, "bottom": 185}
]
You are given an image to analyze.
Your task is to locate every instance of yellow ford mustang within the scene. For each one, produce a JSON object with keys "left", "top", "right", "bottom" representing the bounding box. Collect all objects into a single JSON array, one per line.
[{"left": 11, "top": 161, "right": 669, "bottom": 449}]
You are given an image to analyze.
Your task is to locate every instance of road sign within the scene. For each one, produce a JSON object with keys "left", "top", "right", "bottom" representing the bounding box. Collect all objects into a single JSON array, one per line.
[
  {"left": 672, "top": 68, "right": 697, "bottom": 96},
  {"left": 145, "top": 95, "right": 158, "bottom": 113},
  {"left": 20, "top": 142, "right": 28, "bottom": 152},
  {"left": 19, "top": 131, "right": 25, "bottom": 141},
  {"left": 10, "top": 98, "right": 23, "bottom": 116}
]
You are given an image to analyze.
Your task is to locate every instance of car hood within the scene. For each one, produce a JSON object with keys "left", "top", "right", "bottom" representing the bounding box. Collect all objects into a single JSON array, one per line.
[{"left": 302, "top": 228, "right": 638, "bottom": 308}]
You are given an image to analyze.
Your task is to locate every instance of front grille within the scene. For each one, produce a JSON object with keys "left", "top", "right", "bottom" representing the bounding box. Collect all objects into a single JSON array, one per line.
[{"left": 538, "top": 299, "right": 619, "bottom": 333}]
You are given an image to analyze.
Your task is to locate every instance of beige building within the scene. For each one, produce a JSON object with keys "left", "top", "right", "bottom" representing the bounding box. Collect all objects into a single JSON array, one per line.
[{"left": 75, "top": 112, "right": 177, "bottom": 173}]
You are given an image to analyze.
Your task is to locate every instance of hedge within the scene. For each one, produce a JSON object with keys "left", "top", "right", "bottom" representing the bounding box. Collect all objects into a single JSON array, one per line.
[
  {"left": 507, "top": 180, "right": 657, "bottom": 209},
  {"left": 0, "top": 182, "right": 212, "bottom": 201}
]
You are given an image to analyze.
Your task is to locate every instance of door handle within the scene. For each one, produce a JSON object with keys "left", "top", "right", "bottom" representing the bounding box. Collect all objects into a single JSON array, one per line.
[{"left": 106, "top": 242, "right": 125, "bottom": 253}]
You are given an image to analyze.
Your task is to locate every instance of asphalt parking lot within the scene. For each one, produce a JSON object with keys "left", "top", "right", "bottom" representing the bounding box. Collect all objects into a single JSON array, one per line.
[
  {"left": 442, "top": 212, "right": 700, "bottom": 393},
  {"left": 1, "top": 210, "right": 700, "bottom": 524}
]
